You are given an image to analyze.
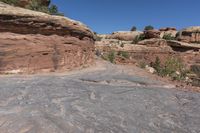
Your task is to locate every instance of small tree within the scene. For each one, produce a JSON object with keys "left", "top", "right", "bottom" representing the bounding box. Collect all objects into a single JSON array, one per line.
[
  {"left": 144, "top": 25, "right": 154, "bottom": 31},
  {"left": 48, "top": 4, "right": 64, "bottom": 16},
  {"left": 131, "top": 26, "right": 137, "bottom": 31}
]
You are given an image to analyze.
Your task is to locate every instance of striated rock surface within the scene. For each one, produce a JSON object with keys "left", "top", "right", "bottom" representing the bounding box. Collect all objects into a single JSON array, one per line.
[
  {"left": 167, "top": 40, "right": 200, "bottom": 49},
  {"left": 0, "top": 60, "right": 200, "bottom": 132},
  {"left": 0, "top": 2, "right": 94, "bottom": 74},
  {"left": 107, "top": 31, "right": 143, "bottom": 41},
  {"left": 177, "top": 26, "right": 200, "bottom": 43}
]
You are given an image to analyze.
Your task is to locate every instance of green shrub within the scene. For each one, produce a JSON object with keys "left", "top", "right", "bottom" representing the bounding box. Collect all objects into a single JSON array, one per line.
[
  {"left": 26, "top": 0, "right": 63, "bottom": 15},
  {"left": 26, "top": 0, "right": 49, "bottom": 13},
  {"left": 118, "top": 51, "right": 129, "bottom": 59},
  {"left": 0, "top": 0, "right": 17, "bottom": 5},
  {"left": 132, "top": 34, "right": 145, "bottom": 44},
  {"left": 0, "top": 0, "right": 63, "bottom": 16},
  {"left": 162, "top": 33, "right": 176, "bottom": 40},
  {"left": 48, "top": 4, "right": 64, "bottom": 16},
  {"left": 151, "top": 57, "right": 189, "bottom": 81},
  {"left": 108, "top": 51, "right": 116, "bottom": 63},
  {"left": 131, "top": 26, "right": 137, "bottom": 31},
  {"left": 139, "top": 61, "right": 147, "bottom": 69},
  {"left": 101, "top": 51, "right": 116, "bottom": 63},
  {"left": 191, "top": 65, "right": 200, "bottom": 76},
  {"left": 151, "top": 57, "right": 162, "bottom": 74},
  {"left": 144, "top": 25, "right": 154, "bottom": 31}
]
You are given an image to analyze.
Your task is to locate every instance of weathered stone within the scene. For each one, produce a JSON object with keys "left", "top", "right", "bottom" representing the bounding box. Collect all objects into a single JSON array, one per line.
[
  {"left": 144, "top": 29, "right": 161, "bottom": 39},
  {"left": 0, "top": 2, "right": 94, "bottom": 74},
  {"left": 159, "top": 27, "right": 178, "bottom": 38},
  {"left": 167, "top": 40, "right": 200, "bottom": 49},
  {"left": 107, "top": 31, "right": 143, "bottom": 41},
  {"left": 177, "top": 26, "right": 200, "bottom": 43},
  {"left": 138, "top": 38, "right": 167, "bottom": 47}
]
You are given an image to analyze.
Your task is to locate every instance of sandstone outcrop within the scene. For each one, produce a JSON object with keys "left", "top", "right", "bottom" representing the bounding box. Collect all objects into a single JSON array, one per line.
[
  {"left": 107, "top": 31, "right": 143, "bottom": 41},
  {"left": 0, "top": 2, "right": 94, "bottom": 74},
  {"left": 159, "top": 27, "right": 177, "bottom": 38},
  {"left": 144, "top": 29, "right": 161, "bottom": 39},
  {"left": 167, "top": 40, "right": 200, "bottom": 50},
  {"left": 95, "top": 35, "right": 200, "bottom": 68},
  {"left": 138, "top": 38, "right": 167, "bottom": 47},
  {"left": 177, "top": 26, "right": 200, "bottom": 43}
]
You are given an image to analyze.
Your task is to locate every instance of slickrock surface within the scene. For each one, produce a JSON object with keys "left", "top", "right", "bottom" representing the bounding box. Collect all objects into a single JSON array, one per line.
[
  {"left": 0, "top": 60, "right": 200, "bottom": 132},
  {"left": 0, "top": 2, "right": 94, "bottom": 74}
]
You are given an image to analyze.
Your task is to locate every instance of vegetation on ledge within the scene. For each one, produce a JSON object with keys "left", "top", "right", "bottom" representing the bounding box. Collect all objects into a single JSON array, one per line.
[{"left": 0, "top": 0, "right": 64, "bottom": 16}]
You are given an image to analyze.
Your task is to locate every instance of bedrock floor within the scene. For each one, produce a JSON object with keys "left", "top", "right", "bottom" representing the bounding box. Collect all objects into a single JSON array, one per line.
[{"left": 0, "top": 60, "right": 199, "bottom": 133}]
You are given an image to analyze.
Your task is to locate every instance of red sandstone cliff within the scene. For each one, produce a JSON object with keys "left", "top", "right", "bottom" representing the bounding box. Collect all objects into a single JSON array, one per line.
[{"left": 0, "top": 2, "right": 95, "bottom": 74}]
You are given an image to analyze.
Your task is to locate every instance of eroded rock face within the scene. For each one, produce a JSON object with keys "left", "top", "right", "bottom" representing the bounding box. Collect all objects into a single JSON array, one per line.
[
  {"left": 107, "top": 31, "right": 143, "bottom": 41},
  {"left": 0, "top": 3, "right": 94, "bottom": 74},
  {"left": 177, "top": 26, "right": 200, "bottom": 43},
  {"left": 144, "top": 30, "right": 161, "bottom": 39}
]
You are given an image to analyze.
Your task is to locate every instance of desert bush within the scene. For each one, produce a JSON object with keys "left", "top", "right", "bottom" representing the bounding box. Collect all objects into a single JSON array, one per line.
[
  {"left": 151, "top": 57, "right": 189, "bottom": 81},
  {"left": 151, "top": 57, "right": 162, "bottom": 74},
  {"left": 139, "top": 61, "right": 147, "bottom": 69},
  {"left": 107, "top": 51, "right": 116, "bottom": 63},
  {"left": 131, "top": 26, "right": 137, "bottom": 31},
  {"left": 144, "top": 25, "right": 154, "bottom": 31},
  {"left": 0, "top": 0, "right": 17, "bottom": 5},
  {"left": 101, "top": 51, "right": 116, "bottom": 63},
  {"left": 191, "top": 65, "right": 200, "bottom": 76},
  {"left": 48, "top": 4, "right": 64, "bottom": 16},
  {"left": 27, "top": 0, "right": 49, "bottom": 13},
  {"left": 132, "top": 34, "right": 145, "bottom": 44},
  {"left": 26, "top": 0, "right": 63, "bottom": 15},
  {"left": 118, "top": 51, "right": 129, "bottom": 59},
  {"left": 162, "top": 33, "right": 176, "bottom": 40},
  {"left": 0, "top": 0, "right": 63, "bottom": 16}
]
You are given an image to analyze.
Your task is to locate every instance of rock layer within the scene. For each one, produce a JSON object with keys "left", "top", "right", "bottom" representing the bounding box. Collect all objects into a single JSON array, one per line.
[
  {"left": 0, "top": 2, "right": 94, "bottom": 74},
  {"left": 177, "top": 26, "right": 200, "bottom": 43},
  {"left": 107, "top": 31, "right": 143, "bottom": 41}
]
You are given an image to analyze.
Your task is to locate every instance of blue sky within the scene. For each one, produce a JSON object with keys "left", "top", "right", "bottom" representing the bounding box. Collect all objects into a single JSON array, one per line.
[{"left": 52, "top": 0, "right": 200, "bottom": 34}]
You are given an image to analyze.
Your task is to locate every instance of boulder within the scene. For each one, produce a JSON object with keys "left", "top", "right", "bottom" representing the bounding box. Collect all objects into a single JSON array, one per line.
[
  {"left": 0, "top": 2, "right": 94, "bottom": 74},
  {"left": 177, "top": 26, "right": 200, "bottom": 43},
  {"left": 107, "top": 31, "right": 143, "bottom": 41},
  {"left": 144, "top": 30, "right": 161, "bottom": 39}
]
